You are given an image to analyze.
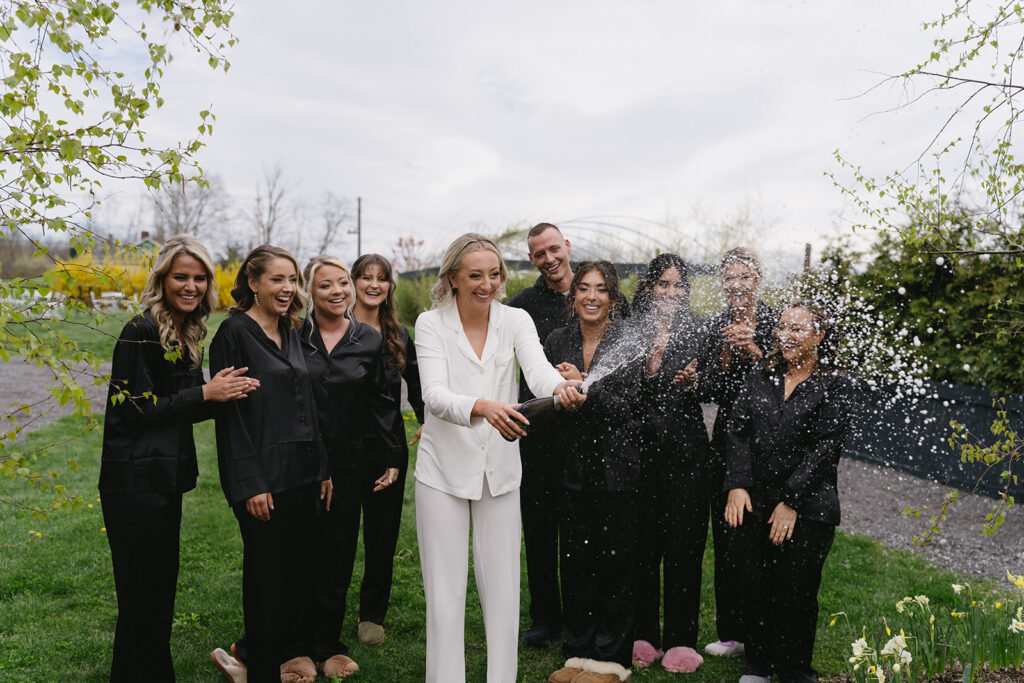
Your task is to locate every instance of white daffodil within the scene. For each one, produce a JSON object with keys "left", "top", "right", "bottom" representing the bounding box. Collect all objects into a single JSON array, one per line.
[
  {"left": 881, "top": 634, "right": 907, "bottom": 655},
  {"left": 914, "top": 595, "right": 930, "bottom": 606},
  {"left": 852, "top": 637, "right": 868, "bottom": 657},
  {"left": 952, "top": 584, "right": 964, "bottom": 594},
  {"left": 900, "top": 650, "right": 913, "bottom": 665},
  {"left": 1010, "top": 618, "right": 1024, "bottom": 634}
]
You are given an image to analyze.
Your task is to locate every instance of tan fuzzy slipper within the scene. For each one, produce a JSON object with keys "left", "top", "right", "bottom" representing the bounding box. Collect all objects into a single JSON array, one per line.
[
  {"left": 319, "top": 654, "right": 360, "bottom": 678},
  {"left": 279, "top": 656, "right": 317, "bottom": 683}
]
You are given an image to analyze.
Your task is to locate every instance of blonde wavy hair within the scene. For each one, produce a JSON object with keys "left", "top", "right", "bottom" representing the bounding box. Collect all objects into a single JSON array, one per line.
[
  {"left": 430, "top": 233, "right": 507, "bottom": 308},
  {"left": 228, "top": 245, "right": 306, "bottom": 329},
  {"left": 138, "top": 234, "right": 218, "bottom": 369},
  {"left": 302, "top": 254, "right": 352, "bottom": 317}
]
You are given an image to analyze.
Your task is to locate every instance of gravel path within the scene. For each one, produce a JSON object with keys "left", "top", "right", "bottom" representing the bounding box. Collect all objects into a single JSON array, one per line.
[{"left": 4, "top": 358, "right": 1020, "bottom": 582}]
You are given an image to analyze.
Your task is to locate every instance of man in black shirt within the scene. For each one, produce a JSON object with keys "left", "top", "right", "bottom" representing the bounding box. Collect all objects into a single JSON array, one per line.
[{"left": 507, "top": 222, "right": 574, "bottom": 648}]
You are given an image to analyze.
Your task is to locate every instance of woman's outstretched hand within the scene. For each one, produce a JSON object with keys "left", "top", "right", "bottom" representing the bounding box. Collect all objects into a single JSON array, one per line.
[
  {"left": 672, "top": 358, "right": 698, "bottom": 388},
  {"left": 724, "top": 488, "right": 752, "bottom": 528},
  {"left": 555, "top": 380, "right": 586, "bottom": 411},
  {"left": 555, "top": 362, "right": 584, "bottom": 382},
  {"left": 203, "top": 366, "right": 260, "bottom": 402},
  {"left": 472, "top": 399, "right": 528, "bottom": 440}
]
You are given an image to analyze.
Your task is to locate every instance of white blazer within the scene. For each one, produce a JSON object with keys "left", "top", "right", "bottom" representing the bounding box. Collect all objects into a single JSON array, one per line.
[{"left": 413, "top": 299, "right": 564, "bottom": 499}]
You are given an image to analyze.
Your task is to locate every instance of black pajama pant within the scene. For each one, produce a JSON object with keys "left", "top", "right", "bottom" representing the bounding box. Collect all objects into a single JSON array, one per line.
[
  {"left": 234, "top": 485, "right": 319, "bottom": 683},
  {"left": 358, "top": 454, "right": 407, "bottom": 625},
  {"left": 560, "top": 489, "right": 638, "bottom": 668},
  {"left": 635, "top": 468, "right": 710, "bottom": 651},
  {"left": 103, "top": 490, "right": 183, "bottom": 683},
  {"left": 746, "top": 514, "right": 835, "bottom": 683},
  {"left": 709, "top": 460, "right": 758, "bottom": 643},
  {"left": 520, "top": 434, "right": 563, "bottom": 631}
]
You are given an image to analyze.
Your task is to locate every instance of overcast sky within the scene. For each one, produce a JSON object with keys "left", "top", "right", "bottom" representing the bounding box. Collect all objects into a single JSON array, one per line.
[{"left": 135, "top": 0, "right": 950, "bottom": 266}]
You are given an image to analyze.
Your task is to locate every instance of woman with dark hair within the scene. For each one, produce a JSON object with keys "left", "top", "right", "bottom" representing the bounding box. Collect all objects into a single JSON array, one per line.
[
  {"left": 296, "top": 255, "right": 403, "bottom": 678},
  {"left": 630, "top": 253, "right": 712, "bottom": 674},
  {"left": 702, "top": 247, "right": 779, "bottom": 659},
  {"left": 100, "top": 235, "right": 257, "bottom": 682},
  {"left": 543, "top": 260, "right": 644, "bottom": 683},
  {"left": 210, "top": 245, "right": 332, "bottom": 683},
  {"left": 723, "top": 300, "right": 852, "bottom": 683},
  {"left": 349, "top": 252, "right": 425, "bottom": 645}
]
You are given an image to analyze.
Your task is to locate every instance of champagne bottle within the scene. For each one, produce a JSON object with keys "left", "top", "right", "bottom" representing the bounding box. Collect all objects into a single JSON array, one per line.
[{"left": 502, "top": 387, "right": 583, "bottom": 441}]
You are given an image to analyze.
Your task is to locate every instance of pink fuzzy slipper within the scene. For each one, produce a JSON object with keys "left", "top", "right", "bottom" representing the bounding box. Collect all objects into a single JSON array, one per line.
[
  {"left": 632, "top": 640, "right": 664, "bottom": 668},
  {"left": 662, "top": 646, "right": 703, "bottom": 673}
]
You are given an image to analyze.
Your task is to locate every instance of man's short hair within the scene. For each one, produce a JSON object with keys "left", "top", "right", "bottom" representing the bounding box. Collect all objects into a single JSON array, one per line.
[{"left": 526, "top": 222, "right": 562, "bottom": 241}]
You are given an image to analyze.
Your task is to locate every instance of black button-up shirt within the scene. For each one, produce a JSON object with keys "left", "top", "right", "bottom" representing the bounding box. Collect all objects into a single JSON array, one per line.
[
  {"left": 634, "top": 311, "right": 715, "bottom": 479},
  {"left": 209, "top": 314, "right": 328, "bottom": 506},
  {"left": 723, "top": 362, "right": 854, "bottom": 526},
  {"left": 543, "top": 320, "right": 645, "bottom": 492},
  {"left": 99, "top": 311, "right": 208, "bottom": 495},
  {"left": 299, "top": 316, "right": 403, "bottom": 474}
]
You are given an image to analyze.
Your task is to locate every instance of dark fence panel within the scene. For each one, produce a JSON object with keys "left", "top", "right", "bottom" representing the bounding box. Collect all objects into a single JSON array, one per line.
[{"left": 843, "top": 379, "right": 1024, "bottom": 499}]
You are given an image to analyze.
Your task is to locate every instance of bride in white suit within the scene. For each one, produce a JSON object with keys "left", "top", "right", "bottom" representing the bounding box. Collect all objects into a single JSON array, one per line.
[{"left": 414, "top": 233, "right": 584, "bottom": 683}]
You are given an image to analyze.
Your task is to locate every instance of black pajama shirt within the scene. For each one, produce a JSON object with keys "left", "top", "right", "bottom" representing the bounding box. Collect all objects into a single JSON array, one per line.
[
  {"left": 99, "top": 311, "right": 209, "bottom": 682},
  {"left": 703, "top": 301, "right": 779, "bottom": 643},
  {"left": 299, "top": 316, "right": 403, "bottom": 659},
  {"left": 210, "top": 314, "right": 329, "bottom": 683},
  {"left": 723, "top": 363, "right": 853, "bottom": 683},
  {"left": 543, "top": 321, "right": 644, "bottom": 669},
  {"left": 633, "top": 312, "right": 714, "bottom": 652}
]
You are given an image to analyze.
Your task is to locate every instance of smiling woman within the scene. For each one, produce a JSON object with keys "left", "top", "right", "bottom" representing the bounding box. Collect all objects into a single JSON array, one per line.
[
  {"left": 413, "top": 233, "right": 585, "bottom": 683},
  {"left": 209, "top": 245, "right": 331, "bottom": 683},
  {"left": 99, "top": 234, "right": 257, "bottom": 682}
]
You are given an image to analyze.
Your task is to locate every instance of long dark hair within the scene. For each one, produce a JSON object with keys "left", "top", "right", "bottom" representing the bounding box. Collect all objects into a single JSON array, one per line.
[
  {"left": 566, "top": 260, "right": 621, "bottom": 323},
  {"left": 352, "top": 253, "right": 406, "bottom": 372},
  {"left": 763, "top": 299, "right": 842, "bottom": 375},
  {"left": 630, "top": 252, "right": 690, "bottom": 318},
  {"left": 229, "top": 244, "right": 305, "bottom": 329}
]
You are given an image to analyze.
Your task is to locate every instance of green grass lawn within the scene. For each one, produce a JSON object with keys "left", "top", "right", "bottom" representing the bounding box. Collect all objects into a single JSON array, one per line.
[{"left": 0, "top": 413, "right": 982, "bottom": 682}]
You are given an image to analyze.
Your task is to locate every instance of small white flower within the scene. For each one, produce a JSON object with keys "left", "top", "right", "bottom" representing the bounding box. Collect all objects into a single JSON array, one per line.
[
  {"left": 876, "top": 669, "right": 886, "bottom": 683},
  {"left": 852, "top": 637, "right": 868, "bottom": 657},
  {"left": 896, "top": 601, "right": 904, "bottom": 614},
  {"left": 893, "top": 664, "right": 901, "bottom": 673},
  {"left": 1011, "top": 618, "right": 1024, "bottom": 634},
  {"left": 952, "top": 583, "right": 964, "bottom": 594},
  {"left": 881, "top": 634, "right": 907, "bottom": 655},
  {"left": 914, "top": 595, "right": 930, "bottom": 606},
  {"left": 900, "top": 650, "right": 913, "bottom": 665}
]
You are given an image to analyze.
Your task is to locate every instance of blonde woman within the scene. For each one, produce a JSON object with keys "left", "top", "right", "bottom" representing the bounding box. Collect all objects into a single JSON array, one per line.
[
  {"left": 413, "top": 233, "right": 584, "bottom": 683},
  {"left": 99, "top": 234, "right": 256, "bottom": 682},
  {"left": 210, "top": 245, "right": 332, "bottom": 683},
  {"left": 300, "top": 255, "right": 401, "bottom": 678}
]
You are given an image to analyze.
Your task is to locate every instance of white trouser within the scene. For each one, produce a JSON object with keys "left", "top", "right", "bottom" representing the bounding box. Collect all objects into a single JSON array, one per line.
[{"left": 415, "top": 480, "right": 521, "bottom": 683}]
